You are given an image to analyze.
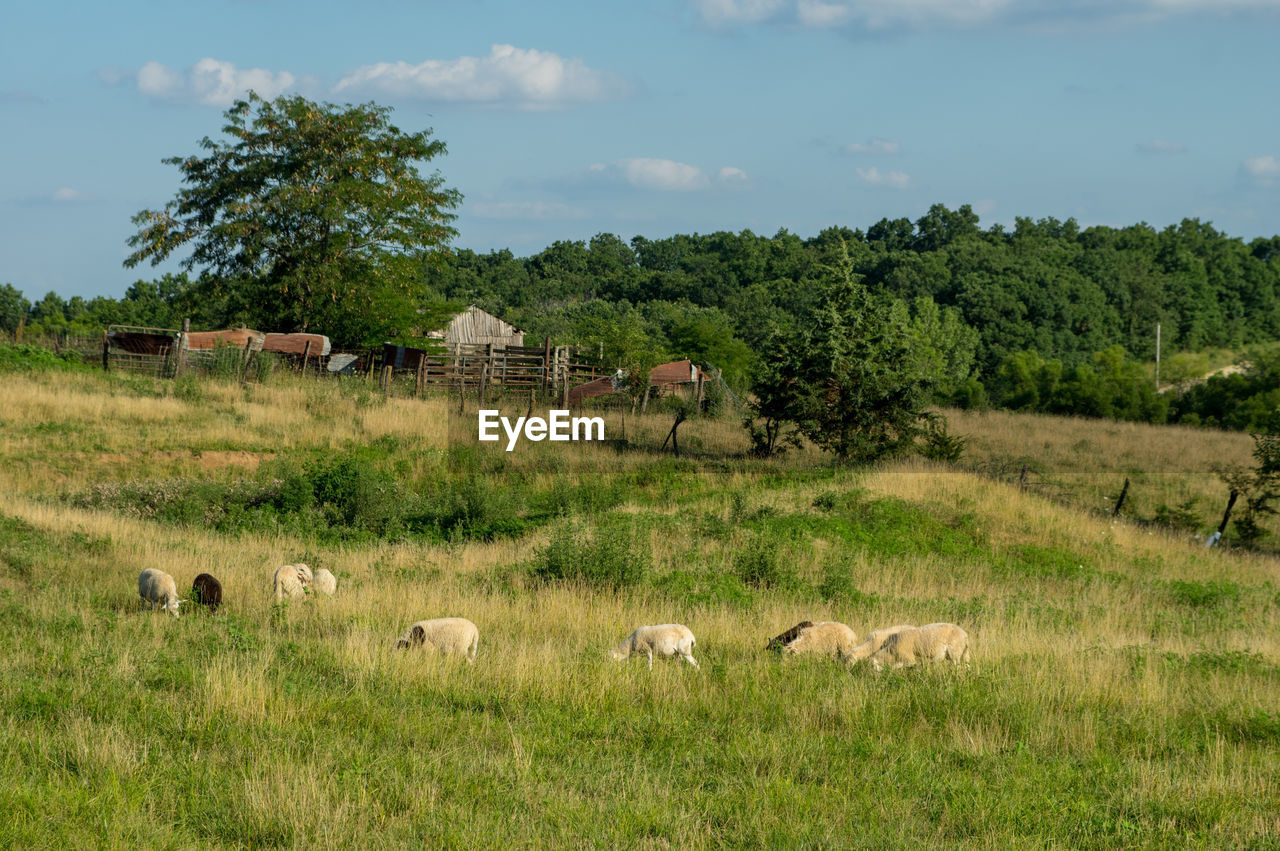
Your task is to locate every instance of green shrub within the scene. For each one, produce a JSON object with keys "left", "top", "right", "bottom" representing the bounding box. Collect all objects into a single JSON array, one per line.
[
  {"left": 0, "top": 343, "right": 84, "bottom": 372},
  {"left": 733, "top": 528, "right": 794, "bottom": 589},
  {"left": 531, "top": 518, "right": 650, "bottom": 588},
  {"left": 1167, "top": 579, "right": 1241, "bottom": 609}
]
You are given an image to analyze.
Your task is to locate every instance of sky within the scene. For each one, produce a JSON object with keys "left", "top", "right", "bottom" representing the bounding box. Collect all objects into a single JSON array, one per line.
[{"left": 2, "top": 0, "right": 1279, "bottom": 301}]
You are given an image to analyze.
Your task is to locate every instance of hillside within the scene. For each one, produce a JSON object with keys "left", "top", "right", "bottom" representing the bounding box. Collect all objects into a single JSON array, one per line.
[{"left": 1, "top": 368, "right": 1278, "bottom": 846}]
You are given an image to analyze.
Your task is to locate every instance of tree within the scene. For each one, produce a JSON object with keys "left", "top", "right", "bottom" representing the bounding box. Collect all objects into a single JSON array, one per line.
[
  {"left": 750, "top": 245, "right": 942, "bottom": 461},
  {"left": 0, "top": 284, "right": 30, "bottom": 335},
  {"left": 125, "top": 92, "right": 462, "bottom": 347}
]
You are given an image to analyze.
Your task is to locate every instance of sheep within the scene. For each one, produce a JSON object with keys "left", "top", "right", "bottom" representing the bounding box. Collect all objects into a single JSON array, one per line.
[
  {"left": 190, "top": 573, "right": 223, "bottom": 613},
  {"left": 611, "top": 624, "right": 699, "bottom": 670},
  {"left": 138, "top": 568, "right": 183, "bottom": 617},
  {"left": 395, "top": 618, "right": 480, "bottom": 662},
  {"left": 765, "top": 620, "right": 815, "bottom": 652},
  {"left": 272, "top": 563, "right": 312, "bottom": 602},
  {"left": 843, "top": 624, "right": 916, "bottom": 666},
  {"left": 868, "top": 622, "right": 971, "bottom": 672},
  {"left": 779, "top": 621, "right": 859, "bottom": 659},
  {"left": 312, "top": 568, "right": 337, "bottom": 597}
]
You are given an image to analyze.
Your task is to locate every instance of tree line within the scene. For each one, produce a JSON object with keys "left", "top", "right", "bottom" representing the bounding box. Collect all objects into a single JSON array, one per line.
[{"left": 4, "top": 93, "right": 1279, "bottom": 437}]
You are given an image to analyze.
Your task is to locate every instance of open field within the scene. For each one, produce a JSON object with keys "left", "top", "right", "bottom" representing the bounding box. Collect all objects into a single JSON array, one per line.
[{"left": 2, "top": 368, "right": 1278, "bottom": 846}]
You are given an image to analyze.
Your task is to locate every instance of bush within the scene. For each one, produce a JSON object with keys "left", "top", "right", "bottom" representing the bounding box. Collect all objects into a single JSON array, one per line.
[
  {"left": 732, "top": 528, "right": 794, "bottom": 589},
  {"left": 0, "top": 343, "right": 84, "bottom": 372},
  {"left": 531, "top": 518, "right": 650, "bottom": 588}
]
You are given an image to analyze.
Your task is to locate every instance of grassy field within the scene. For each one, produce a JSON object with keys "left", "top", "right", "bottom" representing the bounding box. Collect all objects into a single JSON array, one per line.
[{"left": 1, "top": 366, "right": 1278, "bottom": 847}]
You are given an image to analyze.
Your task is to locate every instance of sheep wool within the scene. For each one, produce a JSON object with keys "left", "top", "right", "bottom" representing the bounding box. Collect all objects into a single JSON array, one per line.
[
  {"left": 138, "top": 568, "right": 182, "bottom": 617},
  {"left": 191, "top": 573, "right": 223, "bottom": 613},
  {"left": 312, "top": 568, "right": 337, "bottom": 597},
  {"left": 272, "top": 563, "right": 312, "bottom": 602},
  {"left": 868, "top": 623, "right": 971, "bottom": 671},
  {"left": 781, "top": 621, "right": 859, "bottom": 658},
  {"left": 844, "top": 624, "right": 916, "bottom": 665},
  {"left": 611, "top": 624, "right": 699, "bottom": 670},
  {"left": 396, "top": 618, "right": 480, "bottom": 662}
]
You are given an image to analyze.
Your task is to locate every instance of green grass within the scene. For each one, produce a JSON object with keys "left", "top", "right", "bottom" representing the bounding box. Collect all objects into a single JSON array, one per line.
[{"left": 1, "top": 364, "right": 1278, "bottom": 846}]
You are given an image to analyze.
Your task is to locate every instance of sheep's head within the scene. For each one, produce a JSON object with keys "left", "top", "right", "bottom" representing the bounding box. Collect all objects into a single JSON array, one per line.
[
  {"left": 609, "top": 644, "right": 628, "bottom": 662},
  {"left": 396, "top": 625, "right": 426, "bottom": 650},
  {"left": 165, "top": 598, "right": 184, "bottom": 617}
]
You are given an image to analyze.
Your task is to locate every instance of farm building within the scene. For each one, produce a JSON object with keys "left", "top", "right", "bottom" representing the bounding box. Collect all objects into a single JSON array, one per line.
[
  {"left": 567, "top": 359, "right": 705, "bottom": 405},
  {"left": 428, "top": 306, "right": 525, "bottom": 349}
]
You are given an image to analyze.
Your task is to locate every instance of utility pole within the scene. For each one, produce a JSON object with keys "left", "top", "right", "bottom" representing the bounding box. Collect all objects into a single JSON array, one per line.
[{"left": 1155, "top": 322, "right": 1161, "bottom": 391}]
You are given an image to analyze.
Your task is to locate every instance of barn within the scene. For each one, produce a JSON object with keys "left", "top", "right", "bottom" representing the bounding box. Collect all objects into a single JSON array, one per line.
[{"left": 428, "top": 306, "right": 524, "bottom": 349}]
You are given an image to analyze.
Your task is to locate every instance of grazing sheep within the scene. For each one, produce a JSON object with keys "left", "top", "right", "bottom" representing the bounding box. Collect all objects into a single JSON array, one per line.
[
  {"left": 395, "top": 618, "right": 480, "bottom": 662},
  {"left": 780, "top": 621, "right": 859, "bottom": 659},
  {"left": 844, "top": 624, "right": 916, "bottom": 666},
  {"left": 868, "top": 622, "right": 971, "bottom": 672},
  {"left": 272, "top": 563, "right": 312, "bottom": 602},
  {"left": 765, "top": 620, "right": 815, "bottom": 652},
  {"left": 611, "top": 624, "right": 699, "bottom": 670},
  {"left": 138, "top": 568, "right": 183, "bottom": 617},
  {"left": 312, "top": 568, "right": 337, "bottom": 597},
  {"left": 190, "top": 573, "right": 223, "bottom": 613}
]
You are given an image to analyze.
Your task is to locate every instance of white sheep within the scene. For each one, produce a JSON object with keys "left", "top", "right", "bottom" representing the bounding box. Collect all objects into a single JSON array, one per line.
[
  {"left": 312, "top": 568, "right": 337, "bottom": 596},
  {"left": 780, "top": 621, "right": 859, "bottom": 659},
  {"left": 395, "top": 618, "right": 480, "bottom": 662},
  {"left": 272, "top": 563, "right": 312, "bottom": 602},
  {"left": 611, "top": 624, "right": 699, "bottom": 670},
  {"left": 138, "top": 568, "right": 183, "bottom": 617},
  {"left": 868, "top": 622, "right": 971, "bottom": 672},
  {"left": 843, "top": 624, "right": 916, "bottom": 666}
]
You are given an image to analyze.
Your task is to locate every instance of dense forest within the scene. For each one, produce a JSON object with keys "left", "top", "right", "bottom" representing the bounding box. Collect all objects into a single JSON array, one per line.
[{"left": 4, "top": 204, "right": 1279, "bottom": 429}]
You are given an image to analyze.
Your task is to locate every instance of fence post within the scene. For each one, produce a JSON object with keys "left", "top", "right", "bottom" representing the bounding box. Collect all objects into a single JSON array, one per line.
[
  {"left": 479, "top": 363, "right": 488, "bottom": 405},
  {"left": 101, "top": 330, "right": 109, "bottom": 372},
  {"left": 381, "top": 365, "right": 392, "bottom": 397},
  {"left": 542, "top": 337, "right": 552, "bottom": 394},
  {"left": 301, "top": 339, "right": 311, "bottom": 375},
  {"left": 175, "top": 318, "right": 190, "bottom": 377},
  {"left": 1111, "top": 478, "right": 1130, "bottom": 518},
  {"left": 415, "top": 357, "right": 425, "bottom": 398}
]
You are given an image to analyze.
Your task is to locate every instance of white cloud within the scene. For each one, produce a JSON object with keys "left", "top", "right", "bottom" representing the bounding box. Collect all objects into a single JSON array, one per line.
[
  {"left": 797, "top": 0, "right": 854, "bottom": 26},
  {"left": 334, "top": 45, "right": 628, "bottom": 109},
  {"left": 718, "top": 166, "right": 749, "bottom": 182},
  {"left": 693, "top": 0, "right": 787, "bottom": 26},
  {"left": 469, "top": 200, "right": 586, "bottom": 220},
  {"left": 134, "top": 58, "right": 296, "bottom": 106},
  {"left": 856, "top": 166, "right": 910, "bottom": 189},
  {"left": 52, "top": 187, "right": 84, "bottom": 202},
  {"left": 616, "top": 158, "right": 711, "bottom": 191},
  {"left": 1136, "top": 139, "right": 1186, "bottom": 154},
  {"left": 1243, "top": 155, "right": 1280, "bottom": 186},
  {"left": 845, "top": 137, "right": 902, "bottom": 155},
  {"left": 691, "top": 0, "right": 1280, "bottom": 30}
]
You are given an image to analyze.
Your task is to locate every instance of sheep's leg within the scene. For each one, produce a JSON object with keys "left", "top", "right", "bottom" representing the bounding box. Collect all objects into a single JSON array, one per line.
[
  {"left": 681, "top": 651, "right": 699, "bottom": 668},
  {"left": 646, "top": 650, "right": 654, "bottom": 670}
]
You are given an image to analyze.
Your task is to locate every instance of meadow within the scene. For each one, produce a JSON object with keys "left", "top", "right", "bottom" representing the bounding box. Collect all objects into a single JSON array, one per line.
[{"left": 1, "top": 365, "right": 1278, "bottom": 847}]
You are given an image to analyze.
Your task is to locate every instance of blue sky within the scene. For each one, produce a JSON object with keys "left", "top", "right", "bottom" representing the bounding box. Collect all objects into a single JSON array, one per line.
[{"left": 3, "top": 0, "right": 1279, "bottom": 300}]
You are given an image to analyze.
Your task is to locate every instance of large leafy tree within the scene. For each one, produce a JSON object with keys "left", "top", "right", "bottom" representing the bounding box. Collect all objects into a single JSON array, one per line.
[{"left": 125, "top": 92, "right": 461, "bottom": 346}]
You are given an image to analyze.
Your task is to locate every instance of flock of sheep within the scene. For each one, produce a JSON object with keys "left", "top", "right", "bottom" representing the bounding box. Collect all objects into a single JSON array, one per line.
[{"left": 138, "top": 566, "right": 971, "bottom": 673}]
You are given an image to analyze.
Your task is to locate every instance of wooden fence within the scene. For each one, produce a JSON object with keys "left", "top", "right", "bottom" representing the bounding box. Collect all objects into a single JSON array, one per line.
[{"left": 381, "top": 342, "right": 611, "bottom": 395}]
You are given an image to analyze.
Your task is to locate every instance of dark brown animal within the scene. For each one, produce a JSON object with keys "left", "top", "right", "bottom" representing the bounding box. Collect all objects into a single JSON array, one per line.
[
  {"left": 191, "top": 573, "right": 223, "bottom": 613},
  {"left": 766, "top": 620, "right": 815, "bottom": 652}
]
